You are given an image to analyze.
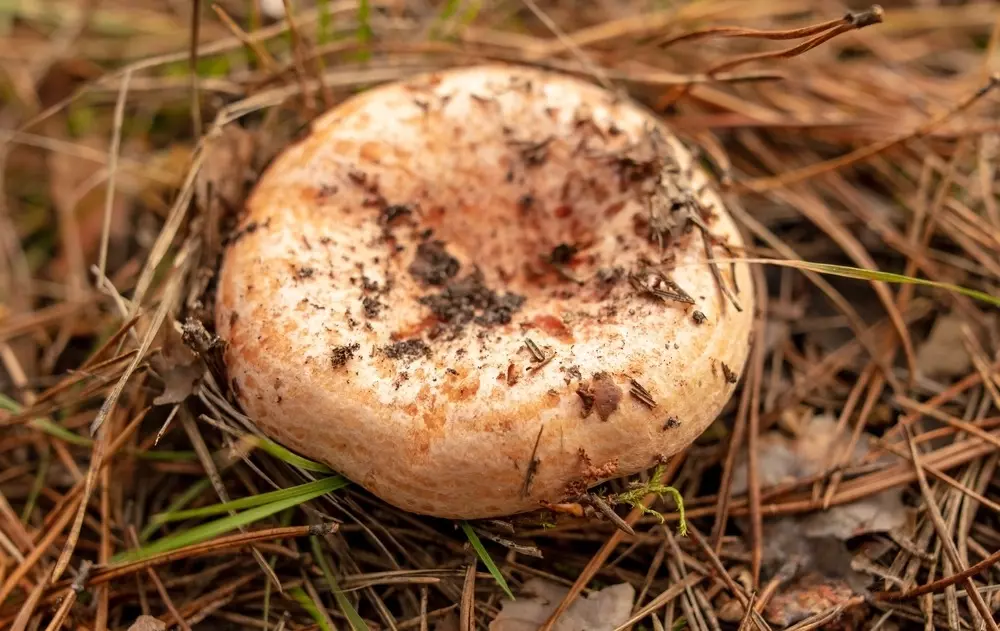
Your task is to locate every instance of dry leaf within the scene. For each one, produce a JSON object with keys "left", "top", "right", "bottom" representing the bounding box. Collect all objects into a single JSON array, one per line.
[
  {"left": 916, "top": 313, "right": 971, "bottom": 379},
  {"left": 490, "top": 578, "right": 634, "bottom": 631},
  {"left": 762, "top": 572, "right": 859, "bottom": 627},
  {"left": 197, "top": 124, "right": 256, "bottom": 213},
  {"left": 728, "top": 414, "right": 911, "bottom": 625},
  {"left": 731, "top": 414, "right": 868, "bottom": 493},
  {"left": 153, "top": 322, "right": 203, "bottom": 406},
  {"left": 799, "top": 490, "right": 907, "bottom": 540},
  {"left": 127, "top": 616, "right": 166, "bottom": 631},
  {"left": 732, "top": 414, "right": 908, "bottom": 541}
]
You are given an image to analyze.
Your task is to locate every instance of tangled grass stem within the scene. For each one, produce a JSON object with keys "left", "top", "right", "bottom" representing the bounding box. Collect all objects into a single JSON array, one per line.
[{"left": 610, "top": 465, "right": 688, "bottom": 536}]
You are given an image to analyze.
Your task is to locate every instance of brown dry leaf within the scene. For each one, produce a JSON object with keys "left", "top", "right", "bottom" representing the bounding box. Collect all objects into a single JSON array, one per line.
[
  {"left": 489, "top": 578, "right": 634, "bottom": 631},
  {"left": 127, "top": 616, "right": 166, "bottom": 631},
  {"left": 916, "top": 312, "right": 971, "bottom": 379},
  {"left": 196, "top": 124, "right": 256, "bottom": 214},
  {"left": 799, "top": 490, "right": 907, "bottom": 540},
  {"left": 732, "top": 414, "right": 908, "bottom": 539},
  {"left": 196, "top": 124, "right": 258, "bottom": 257},
  {"left": 732, "top": 414, "right": 867, "bottom": 492},
  {"left": 762, "top": 572, "right": 858, "bottom": 627},
  {"left": 729, "top": 414, "right": 910, "bottom": 625},
  {"left": 153, "top": 322, "right": 203, "bottom": 406}
]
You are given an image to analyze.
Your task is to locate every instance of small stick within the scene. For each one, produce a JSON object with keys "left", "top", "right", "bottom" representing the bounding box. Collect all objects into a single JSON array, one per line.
[
  {"left": 692, "top": 216, "right": 742, "bottom": 312},
  {"left": 520, "top": 426, "right": 544, "bottom": 498},
  {"left": 524, "top": 338, "right": 545, "bottom": 362},
  {"left": 629, "top": 378, "right": 657, "bottom": 408},
  {"left": 589, "top": 494, "right": 636, "bottom": 537}
]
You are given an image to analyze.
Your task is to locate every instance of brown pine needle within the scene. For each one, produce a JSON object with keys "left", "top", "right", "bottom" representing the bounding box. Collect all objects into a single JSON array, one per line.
[
  {"left": 875, "top": 546, "right": 1000, "bottom": 602},
  {"left": 190, "top": 0, "right": 203, "bottom": 138},
  {"left": 901, "top": 426, "right": 1000, "bottom": 631},
  {"left": 653, "top": 17, "right": 847, "bottom": 49},
  {"left": 704, "top": 7, "right": 883, "bottom": 77},
  {"left": 212, "top": 5, "right": 279, "bottom": 71},
  {"left": 739, "top": 74, "right": 1000, "bottom": 194},
  {"left": 658, "top": 6, "right": 884, "bottom": 110},
  {"left": 61, "top": 524, "right": 338, "bottom": 591}
]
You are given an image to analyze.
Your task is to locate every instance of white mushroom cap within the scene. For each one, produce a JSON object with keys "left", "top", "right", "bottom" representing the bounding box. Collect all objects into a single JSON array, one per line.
[{"left": 216, "top": 64, "right": 754, "bottom": 519}]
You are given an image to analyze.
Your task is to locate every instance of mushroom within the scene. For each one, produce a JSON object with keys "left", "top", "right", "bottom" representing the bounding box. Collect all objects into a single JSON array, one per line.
[{"left": 216, "top": 64, "right": 754, "bottom": 519}]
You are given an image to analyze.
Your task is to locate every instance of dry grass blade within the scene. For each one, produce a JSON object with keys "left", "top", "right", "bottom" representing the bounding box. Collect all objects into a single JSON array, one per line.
[
  {"left": 51, "top": 256, "right": 187, "bottom": 582},
  {"left": 96, "top": 68, "right": 131, "bottom": 286},
  {"left": 459, "top": 562, "right": 476, "bottom": 631}
]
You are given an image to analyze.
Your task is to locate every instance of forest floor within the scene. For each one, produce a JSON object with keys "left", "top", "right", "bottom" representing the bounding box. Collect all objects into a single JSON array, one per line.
[{"left": 1, "top": 1, "right": 999, "bottom": 629}]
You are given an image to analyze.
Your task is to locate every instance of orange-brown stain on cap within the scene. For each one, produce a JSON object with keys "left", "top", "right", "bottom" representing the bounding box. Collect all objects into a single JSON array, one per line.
[
  {"left": 443, "top": 371, "right": 480, "bottom": 401},
  {"left": 525, "top": 314, "right": 574, "bottom": 343}
]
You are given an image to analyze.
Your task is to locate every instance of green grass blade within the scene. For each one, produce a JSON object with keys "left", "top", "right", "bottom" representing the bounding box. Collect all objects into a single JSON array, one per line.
[
  {"left": 289, "top": 586, "right": 334, "bottom": 631},
  {"left": 722, "top": 258, "right": 1000, "bottom": 308},
  {"left": 796, "top": 261, "right": 1000, "bottom": 307},
  {"left": 1, "top": 393, "right": 96, "bottom": 448},
  {"left": 29, "top": 418, "right": 92, "bottom": 447},
  {"left": 317, "top": 0, "right": 331, "bottom": 44},
  {"left": 139, "top": 477, "right": 213, "bottom": 542},
  {"left": 150, "top": 476, "right": 349, "bottom": 525},
  {"left": 311, "top": 536, "right": 370, "bottom": 631},
  {"left": 255, "top": 436, "right": 334, "bottom": 473},
  {"left": 0, "top": 392, "right": 17, "bottom": 413},
  {"left": 460, "top": 521, "right": 514, "bottom": 600},
  {"left": 114, "top": 476, "right": 344, "bottom": 563},
  {"left": 21, "top": 443, "right": 50, "bottom": 522},
  {"left": 355, "top": 0, "right": 372, "bottom": 60},
  {"left": 431, "top": 0, "right": 460, "bottom": 38}
]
